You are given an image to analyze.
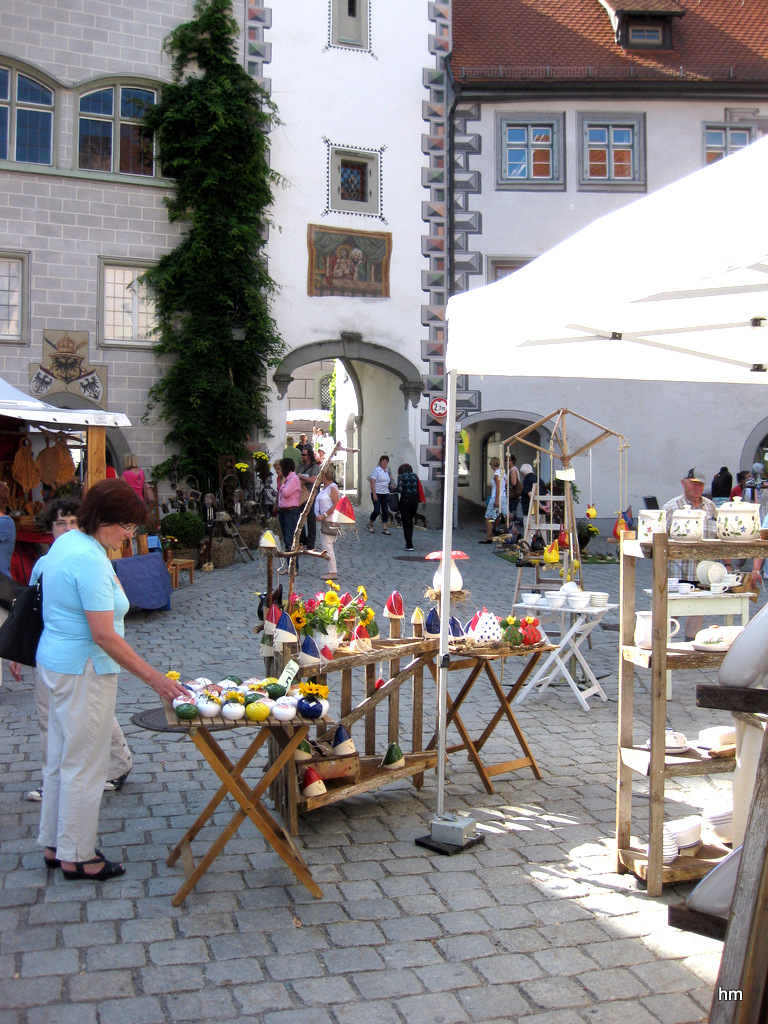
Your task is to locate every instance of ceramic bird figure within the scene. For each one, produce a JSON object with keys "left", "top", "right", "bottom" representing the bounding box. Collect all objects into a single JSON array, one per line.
[
  {"left": 543, "top": 539, "right": 560, "bottom": 563},
  {"left": 585, "top": 504, "right": 597, "bottom": 519},
  {"left": 613, "top": 511, "right": 628, "bottom": 539}
]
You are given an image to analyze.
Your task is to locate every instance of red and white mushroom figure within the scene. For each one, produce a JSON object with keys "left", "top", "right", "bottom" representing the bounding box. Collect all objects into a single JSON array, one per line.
[{"left": 425, "top": 550, "right": 469, "bottom": 592}]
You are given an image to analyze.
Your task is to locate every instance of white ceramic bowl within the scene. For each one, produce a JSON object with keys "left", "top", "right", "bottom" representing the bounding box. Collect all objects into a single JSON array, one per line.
[
  {"left": 546, "top": 593, "right": 566, "bottom": 608},
  {"left": 568, "top": 593, "right": 591, "bottom": 610},
  {"left": 666, "top": 815, "right": 702, "bottom": 848},
  {"left": 561, "top": 581, "right": 580, "bottom": 593},
  {"left": 521, "top": 593, "right": 542, "bottom": 606}
]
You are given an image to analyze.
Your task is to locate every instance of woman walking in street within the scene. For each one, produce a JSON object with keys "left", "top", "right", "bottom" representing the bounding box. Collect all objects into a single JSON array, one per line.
[
  {"left": 314, "top": 466, "right": 340, "bottom": 579},
  {"left": 368, "top": 455, "right": 393, "bottom": 535}
]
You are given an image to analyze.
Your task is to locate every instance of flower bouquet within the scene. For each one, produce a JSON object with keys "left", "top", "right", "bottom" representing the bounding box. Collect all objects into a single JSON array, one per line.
[{"left": 288, "top": 581, "right": 379, "bottom": 648}]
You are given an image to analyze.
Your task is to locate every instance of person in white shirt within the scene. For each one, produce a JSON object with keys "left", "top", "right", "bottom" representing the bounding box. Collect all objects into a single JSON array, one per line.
[{"left": 368, "top": 455, "right": 393, "bottom": 535}]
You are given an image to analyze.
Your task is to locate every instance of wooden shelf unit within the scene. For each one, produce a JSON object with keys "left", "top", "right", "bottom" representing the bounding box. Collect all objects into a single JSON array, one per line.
[{"left": 616, "top": 533, "right": 768, "bottom": 895}]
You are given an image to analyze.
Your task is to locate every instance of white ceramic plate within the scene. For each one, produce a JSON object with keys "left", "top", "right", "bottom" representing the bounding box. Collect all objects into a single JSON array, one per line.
[{"left": 691, "top": 640, "right": 732, "bottom": 652}]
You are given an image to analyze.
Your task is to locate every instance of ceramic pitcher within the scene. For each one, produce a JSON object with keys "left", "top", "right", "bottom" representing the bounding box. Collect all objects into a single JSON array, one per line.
[
  {"left": 637, "top": 508, "right": 666, "bottom": 541},
  {"left": 634, "top": 611, "right": 680, "bottom": 650}
]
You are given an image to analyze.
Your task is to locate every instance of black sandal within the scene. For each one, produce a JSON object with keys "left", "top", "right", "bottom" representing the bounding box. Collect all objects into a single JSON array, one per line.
[
  {"left": 45, "top": 846, "right": 105, "bottom": 869},
  {"left": 62, "top": 856, "right": 125, "bottom": 882}
]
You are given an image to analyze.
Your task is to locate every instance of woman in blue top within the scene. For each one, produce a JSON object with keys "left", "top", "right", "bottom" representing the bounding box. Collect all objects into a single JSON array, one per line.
[{"left": 36, "top": 479, "right": 185, "bottom": 882}]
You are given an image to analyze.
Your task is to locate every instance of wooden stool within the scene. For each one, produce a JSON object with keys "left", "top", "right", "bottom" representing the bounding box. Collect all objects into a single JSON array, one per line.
[
  {"left": 167, "top": 561, "right": 179, "bottom": 588},
  {"left": 172, "top": 558, "right": 195, "bottom": 585}
]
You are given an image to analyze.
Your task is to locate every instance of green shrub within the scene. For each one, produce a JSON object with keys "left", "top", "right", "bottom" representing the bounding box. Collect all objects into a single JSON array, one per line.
[{"left": 160, "top": 512, "right": 205, "bottom": 548}]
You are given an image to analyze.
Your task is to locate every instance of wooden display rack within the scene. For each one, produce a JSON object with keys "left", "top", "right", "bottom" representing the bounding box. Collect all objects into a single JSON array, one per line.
[
  {"left": 616, "top": 532, "right": 767, "bottom": 896},
  {"left": 268, "top": 625, "right": 441, "bottom": 835}
]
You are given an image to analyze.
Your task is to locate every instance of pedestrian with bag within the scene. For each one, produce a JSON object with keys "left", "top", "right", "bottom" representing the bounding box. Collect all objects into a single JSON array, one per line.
[
  {"left": 314, "top": 466, "right": 341, "bottom": 578},
  {"left": 396, "top": 463, "right": 420, "bottom": 552},
  {"left": 13, "top": 497, "right": 133, "bottom": 803},
  {"left": 507, "top": 455, "right": 523, "bottom": 521},
  {"left": 35, "top": 479, "right": 185, "bottom": 881}
]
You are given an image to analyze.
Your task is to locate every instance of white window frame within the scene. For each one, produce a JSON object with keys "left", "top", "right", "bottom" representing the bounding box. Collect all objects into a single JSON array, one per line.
[
  {"left": 496, "top": 113, "right": 565, "bottom": 191},
  {"left": 0, "top": 63, "right": 54, "bottom": 166},
  {"left": 327, "top": 144, "right": 382, "bottom": 217},
  {"left": 76, "top": 80, "right": 159, "bottom": 178},
  {"left": 330, "top": 0, "right": 370, "bottom": 50},
  {"left": 486, "top": 256, "right": 533, "bottom": 285},
  {"left": 704, "top": 124, "right": 753, "bottom": 165},
  {"left": 577, "top": 112, "right": 646, "bottom": 193},
  {"left": 98, "top": 258, "right": 157, "bottom": 349},
  {"left": 0, "top": 251, "right": 29, "bottom": 344}
]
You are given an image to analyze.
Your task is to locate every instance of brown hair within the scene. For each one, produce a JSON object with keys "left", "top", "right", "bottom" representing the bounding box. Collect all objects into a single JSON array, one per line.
[
  {"left": 0, "top": 481, "right": 9, "bottom": 509},
  {"left": 123, "top": 453, "right": 139, "bottom": 471},
  {"left": 280, "top": 458, "right": 297, "bottom": 477},
  {"left": 398, "top": 463, "right": 413, "bottom": 475},
  {"left": 43, "top": 495, "right": 81, "bottom": 530},
  {"left": 78, "top": 479, "right": 148, "bottom": 535}
]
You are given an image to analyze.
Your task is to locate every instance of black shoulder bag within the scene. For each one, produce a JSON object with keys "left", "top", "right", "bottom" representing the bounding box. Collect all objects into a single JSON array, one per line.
[{"left": 0, "top": 575, "right": 44, "bottom": 667}]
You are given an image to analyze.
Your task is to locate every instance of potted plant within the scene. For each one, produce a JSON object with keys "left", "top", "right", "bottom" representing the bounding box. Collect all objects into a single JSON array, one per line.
[
  {"left": 577, "top": 520, "right": 599, "bottom": 551},
  {"left": 160, "top": 511, "right": 205, "bottom": 564}
]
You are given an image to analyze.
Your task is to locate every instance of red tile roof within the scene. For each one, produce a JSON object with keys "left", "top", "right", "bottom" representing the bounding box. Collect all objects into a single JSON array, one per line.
[{"left": 451, "top": 0, "right": 768, "bottom": 85}]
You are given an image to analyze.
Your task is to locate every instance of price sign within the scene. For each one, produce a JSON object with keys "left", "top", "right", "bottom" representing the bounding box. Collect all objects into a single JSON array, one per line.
[{"left": 429, "top": 396, "right": 448, "bottom": 419}]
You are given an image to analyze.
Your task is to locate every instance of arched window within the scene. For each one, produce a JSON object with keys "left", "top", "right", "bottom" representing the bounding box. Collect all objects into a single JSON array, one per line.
[
  {"left": 0, "top": 65, "right": 53, "bottom": 165},
  {"left": 319, "top": 374, "right": 333, "bottom": 409},
  {"left": 78, "top": 83, "right": 157, "bottom": 176}
]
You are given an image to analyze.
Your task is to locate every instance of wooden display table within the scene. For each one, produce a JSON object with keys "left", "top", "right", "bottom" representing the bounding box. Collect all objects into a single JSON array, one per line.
[
  {"left": 162, "top": 703, "right": 324, "bottom": 905},
  {"left": 425, "top": 644, "right": 553, "bottom": 794}
]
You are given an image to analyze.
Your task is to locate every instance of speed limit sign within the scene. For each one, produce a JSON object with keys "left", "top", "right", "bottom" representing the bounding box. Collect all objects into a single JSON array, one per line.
[{"left": 429, "top": 396, "right": 448, "bottom": 418}]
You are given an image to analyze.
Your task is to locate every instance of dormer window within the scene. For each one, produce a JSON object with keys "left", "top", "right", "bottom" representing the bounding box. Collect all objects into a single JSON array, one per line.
[{"left": 599, "top": 1, "right": 683, "bottom": 51}]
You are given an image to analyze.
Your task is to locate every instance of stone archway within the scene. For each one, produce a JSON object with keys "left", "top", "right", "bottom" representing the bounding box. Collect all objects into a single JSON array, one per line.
[{"left": 273, "top": 332, "right": 424, "bottom": 503}]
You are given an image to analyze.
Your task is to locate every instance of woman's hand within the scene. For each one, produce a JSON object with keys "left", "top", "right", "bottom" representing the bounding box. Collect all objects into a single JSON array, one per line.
[
  {"left": 9, "top": 661, "right": 22, "bottom": 682},
  {"left": 145, "top": 670, "right": 187, "bottom": 702}
]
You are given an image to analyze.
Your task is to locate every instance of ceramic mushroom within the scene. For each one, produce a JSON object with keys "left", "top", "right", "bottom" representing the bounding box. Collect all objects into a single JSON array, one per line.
[{"left": 425, "top": 549, "right": 469, "bottom": 592}]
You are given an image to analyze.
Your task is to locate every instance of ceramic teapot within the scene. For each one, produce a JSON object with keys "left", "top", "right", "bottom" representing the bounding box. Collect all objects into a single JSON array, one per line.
[
  {"left": 716, "top": 496, "right": 761, "bottom": 541},
  {"left": 669, "top": 505, "right": 705, "bottom": 541},
  {"left": 634, "top": 611, "right": 680, "bottom": 650}
]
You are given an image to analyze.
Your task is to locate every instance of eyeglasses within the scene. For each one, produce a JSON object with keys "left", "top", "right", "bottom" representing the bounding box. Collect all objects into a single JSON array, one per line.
[
  {"left": 51, "top": 517, "right": 79, "bottom": 533},
  {"left": 118, "top": 523, "right": 139, "bottom": 536}
]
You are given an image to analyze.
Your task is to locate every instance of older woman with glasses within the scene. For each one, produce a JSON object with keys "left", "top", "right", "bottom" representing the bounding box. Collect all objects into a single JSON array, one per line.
[{"left": 36, "top": 479, "right": 185, "bottom": 882}]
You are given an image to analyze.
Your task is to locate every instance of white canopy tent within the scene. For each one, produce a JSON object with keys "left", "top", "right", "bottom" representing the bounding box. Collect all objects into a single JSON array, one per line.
[
  {"left": 432, "top": 137, "right": 768, "bottom": 817},
  {"left": 0, "top": 377, "right": 131, "bottom": 490},
  {"left": 0, "top": 377, "right": 131, "bottom": 429}
]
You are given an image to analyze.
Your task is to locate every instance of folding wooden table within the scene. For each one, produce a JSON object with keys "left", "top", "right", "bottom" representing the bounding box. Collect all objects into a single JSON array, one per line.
[
  {"left": 162, "top": 703, "right": 323, "bottom": 905},
  {"left": 426, "top": 645, "right": 553, "bottom": 794}
]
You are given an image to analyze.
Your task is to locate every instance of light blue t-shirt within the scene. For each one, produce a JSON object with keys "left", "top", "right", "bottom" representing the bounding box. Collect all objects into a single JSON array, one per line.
[{"left": 36, "top": 529, "right": 130, "bottom": 675}]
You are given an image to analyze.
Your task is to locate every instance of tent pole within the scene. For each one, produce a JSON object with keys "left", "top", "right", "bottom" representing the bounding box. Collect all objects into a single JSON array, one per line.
[{"left": 436, "top": 367, "right": 458, "bottom": 816}]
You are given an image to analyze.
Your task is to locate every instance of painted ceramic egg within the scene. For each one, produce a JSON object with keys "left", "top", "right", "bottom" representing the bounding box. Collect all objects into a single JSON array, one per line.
[
  {"left": 272, "top": 698, "right": 297, "bottom": 721},
  {"left": 194, "top": 676, "right": 214, "bottom": 689},
  {"left": 221, "top": 702, "right": 246, "bottom": 721},
  {"left": 220, "top": 675, "right": 243, "bottom": 687},
  {"left": 173, "top": 696, "right": 196, "bottom": 709},
  {"left": 243, "top": 677, "right": 264, "bottom": 688},
  {"left": 245, "top": 700, "right": 271, "bottom": 722},
  {"left": 197, "top": 700, "right": 221, "bottom": 718},
  {"left": 265, "top": 682, "right": 287, "bottom": 700},
  {"left": 174, "top": 702, "right": 199, "bottom": 721},
  {"left": 296, "top": 695, "right": 324, "bottom": 720}
]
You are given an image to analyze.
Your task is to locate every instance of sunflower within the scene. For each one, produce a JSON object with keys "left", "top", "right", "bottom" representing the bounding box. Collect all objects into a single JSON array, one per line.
[
  {"left": 291, "top": 610, "right": 308, "bottom": 629},
  {"left": 324, "top": 591, "right": 340, "bottom": 608},
  {"left": 324, "top": 578, "right": 340, "bottom": 591},
  {"left": 357, "top": 585, "right": 367, "bottom": 602},
  {"left": 299, "top": 681, "right": 329, "bottom": 699},
  {"left": 362, "top": 606, "right": 375, "bottom": 625}
]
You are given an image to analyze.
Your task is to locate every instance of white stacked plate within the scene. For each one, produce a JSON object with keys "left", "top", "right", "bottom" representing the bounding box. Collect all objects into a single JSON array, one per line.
[
  {"left": 590, "top": 591, "right": 609, "bottom": 607},
  {"left": 661, "top": 825, "right": 679, "bottom": 864},
  {"left": 666, "top": 815, "right": 702, "bottom": 848},
  {"left": 707, "top": 562, "right": 727, "bottom": 586},
  {"left": 696, "top": 561, "right": 714, "bottom": 585},
  {"left": 697, "top": 725, "right": 736, "bottom": 749},
  {"left": 703, "top": 805, "right": 733, "bottom": 844}
]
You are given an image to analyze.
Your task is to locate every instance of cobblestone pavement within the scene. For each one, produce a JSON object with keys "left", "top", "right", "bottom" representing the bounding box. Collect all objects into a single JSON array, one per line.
[{"left": 1, "top": 504, "right": 757, "bottom": 1023}]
